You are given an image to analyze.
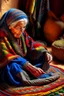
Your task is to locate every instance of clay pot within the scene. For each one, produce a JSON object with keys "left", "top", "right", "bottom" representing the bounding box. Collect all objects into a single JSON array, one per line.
[
  {"left": 44, "top": 19, "right": 63, "bottom": 43},
  {"left": 52, "top": 39, "right": 64, "bottom": 61}
]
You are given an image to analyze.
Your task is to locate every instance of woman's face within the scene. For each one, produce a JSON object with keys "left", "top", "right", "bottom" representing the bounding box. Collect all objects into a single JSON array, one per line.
[{"left": 9, "top": 21, "right": 27, "bottom": 38}]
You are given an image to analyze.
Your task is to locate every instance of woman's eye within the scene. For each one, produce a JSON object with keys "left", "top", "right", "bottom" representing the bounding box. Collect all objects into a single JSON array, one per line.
[
  {"left": 23, "top": 26, "right": 26, "bottom": 28},
  {"left": 20, "top": 27, "right": 26, "bottom": 30}
]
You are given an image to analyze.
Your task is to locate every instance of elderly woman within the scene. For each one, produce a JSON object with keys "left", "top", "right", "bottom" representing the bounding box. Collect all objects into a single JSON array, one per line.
[{"left": 0, "top": 8, "right": 59, "bottom": 86}]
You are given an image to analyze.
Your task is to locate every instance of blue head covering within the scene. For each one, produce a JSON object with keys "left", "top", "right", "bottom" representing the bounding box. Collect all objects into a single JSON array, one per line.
[{"left": 0, "top": 8, "right": 28, "bottom": 27}]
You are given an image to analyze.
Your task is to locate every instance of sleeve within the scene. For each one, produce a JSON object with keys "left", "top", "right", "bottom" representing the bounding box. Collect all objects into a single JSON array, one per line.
[
  {"left": 24, "top": 31, "right": 48, "bottom": 60},
  {"left": 24, "top": 31, "right": 48, "bottom": 53}
]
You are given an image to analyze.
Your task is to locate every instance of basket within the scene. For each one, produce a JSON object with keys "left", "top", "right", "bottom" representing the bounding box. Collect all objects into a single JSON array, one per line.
[{"left": 52, "top": 39, "right": 64, "bottom": 62}]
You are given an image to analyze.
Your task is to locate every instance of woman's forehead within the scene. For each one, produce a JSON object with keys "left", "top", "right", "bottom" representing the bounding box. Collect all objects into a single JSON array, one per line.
[
  {"left": 10, "top": 19, "right": 27, "bottom": 27},
  {"left": 16, "top": 21, "right": 27, "bottom": 26}
]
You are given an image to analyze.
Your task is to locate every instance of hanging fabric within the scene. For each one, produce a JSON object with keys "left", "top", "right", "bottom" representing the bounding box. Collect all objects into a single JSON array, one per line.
[
  {"left": 32, "top": 0, "right": 48, "bottom": 40},
  {"left": 20, "top": 0, "right": 49, "bottom": 40}
]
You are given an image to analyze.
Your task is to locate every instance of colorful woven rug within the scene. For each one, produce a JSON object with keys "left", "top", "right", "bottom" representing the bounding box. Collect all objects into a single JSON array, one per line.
[{"left": 0, "top": 65, "right": 64, "bottom": 96}]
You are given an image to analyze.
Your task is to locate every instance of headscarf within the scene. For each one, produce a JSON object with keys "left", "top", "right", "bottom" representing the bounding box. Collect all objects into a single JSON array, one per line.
[{"left": 0, "top": 8, "right": 28, "bottom": 28}]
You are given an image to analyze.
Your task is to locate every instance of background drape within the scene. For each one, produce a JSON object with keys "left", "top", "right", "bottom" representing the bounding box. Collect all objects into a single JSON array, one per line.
[
  {"left": 20, "top": 0, "right": 48, "bottom": 41},
  {"left": 20, "top": 0, "right": 64, "bottom": 42}
]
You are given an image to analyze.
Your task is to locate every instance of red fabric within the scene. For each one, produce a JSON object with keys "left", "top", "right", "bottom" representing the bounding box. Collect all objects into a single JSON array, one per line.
[
  {"left": 0, "top": 65, "right": 64, "bottom": 96},
  {"left": 24, "top": 31, "right": 47, "bottom": 50},
  {"left": 0, "top": 30, "right": 47, "bottom": 68}
]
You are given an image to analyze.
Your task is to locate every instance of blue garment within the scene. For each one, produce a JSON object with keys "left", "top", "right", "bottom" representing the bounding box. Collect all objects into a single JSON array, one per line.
[
  {"left": 1, "top": 54, "right": 45, "bottom": 86},
  {"left": 38, "top": 72, "right": 54, "bottom": 79},
  {"left": 1, "top": 57, "right": 27, "bottom": 86}
]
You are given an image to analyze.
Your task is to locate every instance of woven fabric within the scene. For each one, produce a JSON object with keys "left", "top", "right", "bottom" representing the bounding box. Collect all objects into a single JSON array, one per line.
[
  {"left": 0, "top": 29, "right": 47, "bottom": 68},
  {"left": 0, "top": 65, "right": 64, "bottom": 96},
  {"left": 0, "top": 8, "right": 28, "bottom": 26},
  {"left": 0, "top": 8, "right": 47, "bottom": 68}
]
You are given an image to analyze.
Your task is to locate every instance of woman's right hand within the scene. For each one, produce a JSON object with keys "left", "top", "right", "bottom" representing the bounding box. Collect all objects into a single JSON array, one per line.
[
  {"left": 24, "top": 62, "right": 45, "bottom": 78},
  {"left": 32, "top": 67, "right": 45, "bottom": 77}
]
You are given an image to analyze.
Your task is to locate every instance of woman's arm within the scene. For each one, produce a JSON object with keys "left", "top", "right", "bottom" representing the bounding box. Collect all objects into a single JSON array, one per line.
[
  {"left": 23, "top": 62, "right": 45, "bottom": 78},
  {"left": 24, "top": 31, "right": 53, "bottom": 62}
]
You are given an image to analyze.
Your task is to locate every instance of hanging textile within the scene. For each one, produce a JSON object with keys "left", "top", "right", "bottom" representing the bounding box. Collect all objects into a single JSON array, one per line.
[
  {"left": 20, "top": 0, "right": 48, "bottom": 40},
  {"left": 26, "top": 0, "right": 35, "bottom": 15},
  {"left": 35, "top": 0, "right": 47, "bottom": 39}
]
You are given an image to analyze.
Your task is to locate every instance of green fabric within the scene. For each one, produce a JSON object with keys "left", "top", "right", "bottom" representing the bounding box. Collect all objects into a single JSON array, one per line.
[
  {"left": 20, "top": 34, "right": 27, "bottom": 54},
  {"left": 7, "top": 30, "right": 27, "bottom": 56}
]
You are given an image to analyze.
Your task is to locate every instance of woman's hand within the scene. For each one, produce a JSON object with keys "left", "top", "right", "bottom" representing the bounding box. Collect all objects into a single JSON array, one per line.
[
  {"left": 31, "top": 67, "right": 45, "bottom": 77},
  {"left": 24, "top": 62, "right": 45, "bottom": 78},
  {"left": 45, "top": 53, "right": 53, "bottom": 63}
]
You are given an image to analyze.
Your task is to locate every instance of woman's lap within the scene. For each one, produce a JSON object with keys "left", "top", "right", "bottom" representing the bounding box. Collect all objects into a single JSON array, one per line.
[
  {"left": 1, "top": 55, "right": 45, "bottom": 85},
  {"left": 1, "top": 57, "right": 27, "bottom": 85}
]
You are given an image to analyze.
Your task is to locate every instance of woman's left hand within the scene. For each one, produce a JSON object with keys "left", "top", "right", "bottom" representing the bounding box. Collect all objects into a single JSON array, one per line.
[{"left": 45, "top": 53, "right": 53, "bottom": 63}]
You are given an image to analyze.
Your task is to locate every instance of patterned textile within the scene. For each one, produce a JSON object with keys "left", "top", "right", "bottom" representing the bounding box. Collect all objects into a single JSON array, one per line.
[
  {"left": 0, "top": 65, "right": 64, "bottom": 96},
  {"left": 0, "top": 8, "right": 47, "bottom": 68},
  {"left": 0, "top": 30, "right": 47, "bottom": 68}
]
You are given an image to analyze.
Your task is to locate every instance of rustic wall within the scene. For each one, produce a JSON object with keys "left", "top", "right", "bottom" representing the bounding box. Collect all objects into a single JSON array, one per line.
[
  {"left": 50, "top": 0, "right": 64, "bottom": 17},
  {"left": 0, "top": 0, "right": 21, "bottom": 18}
]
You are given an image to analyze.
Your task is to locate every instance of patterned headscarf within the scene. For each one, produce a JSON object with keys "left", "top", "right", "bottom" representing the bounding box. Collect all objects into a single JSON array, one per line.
[{"left": 0, "top": 8, "right": 28, "bottom": 28}]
